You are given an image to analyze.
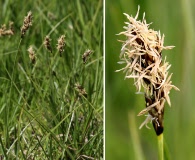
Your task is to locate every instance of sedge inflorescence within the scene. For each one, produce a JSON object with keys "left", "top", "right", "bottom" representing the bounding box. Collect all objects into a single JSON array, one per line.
[
  {"left": 44, "top": 35, "right": 53, "bottom": 53},
  {"left": 28, "top": 45, "right": 36, "bottom": 64},
  {"left": 21, "top": 11, "right": 33, "bottom": 37},
  {"left": 57, "top": 35, "right": 66, "bottom": 56},
  {"left": 0, "top": 22, "right": 14, "bottom": 36},
  {"left": 117, "top": 6, "right": 179, "bottom": 135}
]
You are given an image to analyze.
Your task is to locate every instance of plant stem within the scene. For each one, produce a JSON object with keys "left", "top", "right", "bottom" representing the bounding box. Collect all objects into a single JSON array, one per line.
[{"left": 158, "top": 133, "right": 164, "bottom": 160}]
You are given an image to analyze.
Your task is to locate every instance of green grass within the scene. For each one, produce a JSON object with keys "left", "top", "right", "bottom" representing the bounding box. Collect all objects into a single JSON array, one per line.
[
  {"left": 0, "top": 0, "right": 103, "bottom": 159},
  {"left": 106, "top": 0, "right": 195, "bottom": 160}
]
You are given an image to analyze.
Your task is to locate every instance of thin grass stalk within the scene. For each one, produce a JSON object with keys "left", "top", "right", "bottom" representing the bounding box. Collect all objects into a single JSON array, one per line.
[
  {"left": 0, "top": 136, "right": 8, "bottom": 159},
  {"left": 158, "top": 133, "right": 164, "bottom": 160}
]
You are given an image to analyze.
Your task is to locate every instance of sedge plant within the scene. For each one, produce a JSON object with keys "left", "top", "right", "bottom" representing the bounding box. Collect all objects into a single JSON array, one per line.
[
  {"left": 117, "top": 6, "right": 179, "bottom": 160},
  {"left": 0, "top": 0, "right": 103, "bottom": 159}
]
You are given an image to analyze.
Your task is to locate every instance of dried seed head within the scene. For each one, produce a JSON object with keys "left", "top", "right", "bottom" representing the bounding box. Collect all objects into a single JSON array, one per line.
[
  {"left": 21, "top": 11, "right": 33, "bottom": 38},
  {"left": 75, "top": 83, "right": 87, "bottom": 97},
  {"left": 0, "top": 22, "right": 14, "bottom": 36},
  {"left": 117, "top": 6, "right": 179, "bottom": 135},
  {"left": 82, "top": 49, "right": 93, "bottom": 64},
  {"left": 28, "top": 46, "right": 36, "bottom": 64},
  {"left": 57, "top": 35, "right": 65, "bottom": 56},
  {"left": 44, "top": 36, "right": 52, "bottom": 53}
]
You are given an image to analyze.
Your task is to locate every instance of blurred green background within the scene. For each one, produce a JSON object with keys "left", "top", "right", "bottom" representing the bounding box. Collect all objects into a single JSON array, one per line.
[{"left": 106, "top": 0, "right": 195, "bottom": 160}]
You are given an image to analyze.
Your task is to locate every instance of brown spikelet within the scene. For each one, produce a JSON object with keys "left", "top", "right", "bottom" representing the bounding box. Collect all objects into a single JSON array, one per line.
[
  {"left": 117, "top": 6, "right": 179, "bottom": 135},
  {"left": 82, "top": 49, "right": 93, "bottom": 64},
  {"left": 75, "top": 83, "right": 87, "bottom": 98},
  {"left": 57, "top": 35, "right": 65, "bottom": 56},
  {"left": 44, "top": 36, "right": 52, "bottom": 53},
  {"left": 0, "top": 22, "right": 14, "bottom": 37},
  {"left": 28, "top": 46, "right": 36, "bottom": 64},
  {"left": 21, "top": 11, "right": 33, "bottom": 38}
]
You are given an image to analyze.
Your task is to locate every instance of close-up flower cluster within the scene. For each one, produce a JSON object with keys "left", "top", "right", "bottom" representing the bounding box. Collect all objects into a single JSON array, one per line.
[{"left": 117, "top": 7, "right": 179, "bottom": 135}]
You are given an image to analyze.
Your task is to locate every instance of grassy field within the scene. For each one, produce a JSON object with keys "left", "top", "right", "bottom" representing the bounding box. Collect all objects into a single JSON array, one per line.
[
  {"left": 0, "top": 0, "right": 103, "bottom": 159},
  {"left": 106, "top": 0, "right": 195, "bottom": 160}
]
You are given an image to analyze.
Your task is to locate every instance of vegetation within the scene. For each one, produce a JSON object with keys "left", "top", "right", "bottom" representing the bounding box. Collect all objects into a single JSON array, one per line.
[
  {"left": 117, "top": 7, "right": 179, "bottom": 159},
  {"left": 106, "top": 0, "right": 195, "bottom": 160},
  {"left": 0, "top": 0, "right": 103, "bottom": 159}
]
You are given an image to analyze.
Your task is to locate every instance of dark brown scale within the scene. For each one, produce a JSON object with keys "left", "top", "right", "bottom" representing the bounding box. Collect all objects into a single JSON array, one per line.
[
  {"left": 141, "top": 61, "right": 146, "bottom": 69},
  {"left": 143, "top": 77, "right": 151, "bottom": 85},
  {"left": 160, "top": 90, "right": 164, "bottom": 98},
  {"left": 131, "top": 31, "right": 144, "bottom": 46},
  {"left": 155, "top": 83, "right": 160, "bottom": 89},
  {"left": 135, "top": 37, "right": 144, "bottom": 46},
  {"left": 145, "top": 92, "right": 164, "bottom": 135},
  {"left": 147, "top": 54, "right": 154, "bottom": 63},
  {"left": 155, "top": 46, "right": 159, "bottom": 52},
  {"left": 152, "top": 110, "right": 164, "bottom": 136},
  {"left": 145, "top": 95, "right": 153, "bottom": 106},
  {"left": 141, "top": 54, "right": 145, "bottom": 60},
  {"left": 132, "top": 31, "right": 137, "bottom": 35}
]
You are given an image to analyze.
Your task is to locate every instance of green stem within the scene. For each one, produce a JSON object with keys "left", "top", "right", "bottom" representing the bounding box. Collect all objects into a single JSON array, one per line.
[{"left": 158, "top": 133, "right": 164, "bottom": 160}]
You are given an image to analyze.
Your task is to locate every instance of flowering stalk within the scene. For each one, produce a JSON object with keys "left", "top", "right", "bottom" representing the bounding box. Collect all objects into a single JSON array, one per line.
[
  {"left": 117, "top": 6, "right": 179, "bottom": 135},
  {"left": 21, "top": 11, "right": 33, "bottom": 38}
]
